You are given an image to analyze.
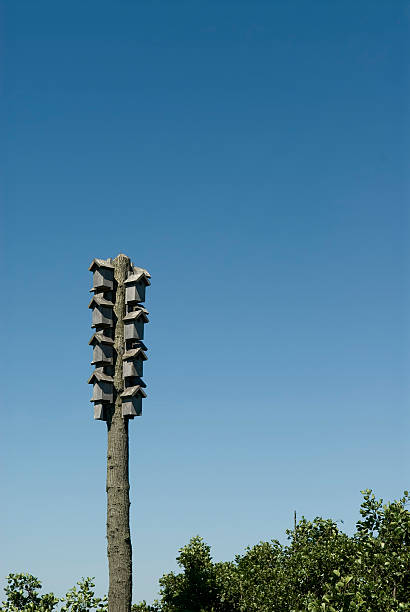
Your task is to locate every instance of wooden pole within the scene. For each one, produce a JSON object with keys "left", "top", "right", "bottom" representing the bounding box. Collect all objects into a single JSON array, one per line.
[{"left": 106, "top": 253, "right": 132, "bottom": 612}]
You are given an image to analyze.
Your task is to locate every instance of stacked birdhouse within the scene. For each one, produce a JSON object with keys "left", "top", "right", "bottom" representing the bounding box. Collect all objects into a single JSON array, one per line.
[
  {"left": 121, "top": 267, "right": 150, "bottom": 418},
  {"left": 88, "top": 257, "right": 150, "bottom": 421},
  {"left": 88, "top": 258, "right": 115, "bottom": 421}
]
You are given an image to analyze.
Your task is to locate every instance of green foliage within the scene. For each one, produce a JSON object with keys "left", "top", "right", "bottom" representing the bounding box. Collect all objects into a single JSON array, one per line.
[
  {"left": 2, "top": 491, "right": 409, "bottom": 611},
  {"left": 60, "top": 578, "right": 107, "bottom": 612},
  {"left": 0, "top": 575, "right": 106, "bottom": 612},
  {"left": 158, "top": 536, "right": 220, "bottom": 612},
  {"left": 131, "top": 602, "right": 160, "bottom": 612},
  {"left": 0, "top": 573, "right": 59, "bottom": 612},
  {"left": 157, "top": 490, "right": 410, "bottom": 612}
]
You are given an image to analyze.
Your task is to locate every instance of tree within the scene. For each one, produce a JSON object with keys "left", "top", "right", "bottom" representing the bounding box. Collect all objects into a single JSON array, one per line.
[
  {"left": 3, "top": 491, "right": 408, "bottom": 611},
  {"left": 159, "top": 536, "right": 219, "bottom": 612},
  {"left": 156, "top": 490, "right": 410, "bottom": 612},
  {"left": 106, "top": 254, "right": 133, "bottom": 612},
  {"left": 0, "top": 575, "right": 107, "bottom": 612},
  {"left": 0, "top": 573, "right": 58, "bottom": 612},
  {"left": 61, "top": 578, "right": 108, "bottom": 612}
]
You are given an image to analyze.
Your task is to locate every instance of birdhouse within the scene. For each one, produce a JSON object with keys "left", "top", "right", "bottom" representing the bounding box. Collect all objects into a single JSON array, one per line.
[
  {"left": 88, "top": 370, "right": 114, "bottom": 403},
  {"left": 132, "top": 265, "right": 151, "bottom": 281},
  {"left": 89, "top": 295, "right": 114, "bottom": 328},
  {"left": 126, "top": 339, "right": 148, "bottom": 351},
  {"left": 89, "top": 258, "right": 115, "bottom": 291},
  {"left": 125, "top": 270, "right": 150, "bottom": 304},
  {"left": 121, "top": 385, "right": 147, "bottom": 418},
  {"left": 123, "top": 347, "right": 147, "bottom": 378},
  {"left": 89, "top": 331, "right": 114, "bottom": 365},
  {"left": 93, "top": 402, "right": 110, "bottom": 421},
  {"left": 123, "top": 309, "right": 149, "bottom": 340}
]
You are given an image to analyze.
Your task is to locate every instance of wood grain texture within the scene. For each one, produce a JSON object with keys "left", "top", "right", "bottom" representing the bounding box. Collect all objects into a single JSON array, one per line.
[{"left": 106, "top": 253, "right": 133, "bottom": 612}]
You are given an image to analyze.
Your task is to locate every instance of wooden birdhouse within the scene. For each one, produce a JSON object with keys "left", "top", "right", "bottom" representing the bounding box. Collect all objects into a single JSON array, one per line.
[
  {"left": 89, "top": 258, "right": 115, "bottom": 291},
  {"left": 121, "top": 385, "right": 146, "bottom": 418},
  {"left": 125, "top": 270, "right": 150, "bottom": 304},
  {"left": 93, "top": 402, "right": 110, "bottom": 421},
  {"left": 89, "top": 331, "right": 114, "bottom": 365},
  {"left": 89, "top": 294, "right": 114, "bottom": 328},
  {"left": 123, "top": 309, "right": 149, "bottom": 340},
  {"left": 88, "top": 370, "right": 114, "bottom": 403},
  {"left": 133, "top": 265, "right": 151, "bottom": 281},
  {"left": 123, "top": 347, "right": 147, "bottom": 378}
]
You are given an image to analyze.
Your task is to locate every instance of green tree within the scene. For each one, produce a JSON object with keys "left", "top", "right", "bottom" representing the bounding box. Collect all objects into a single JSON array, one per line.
[
  {"left": 156, "top": 490, "right": 410, "bottom": 612},
  {"left": 61, "top": 577, "right": 107, "bottom": 612},
  {"left": 3, "top": 491, "right": 408, "bottom": 612},
  {"left": 159, "top": 536, "right": 219, "bottom": 612},
  {"left": 131, "top": 602, "right": 160, "bottom": 611},
  {"left": 0, "top": 573, "right": 59, "bottom": 612},
  {"left": 0, "top": 575, "right": 107, "bottom": 612}
]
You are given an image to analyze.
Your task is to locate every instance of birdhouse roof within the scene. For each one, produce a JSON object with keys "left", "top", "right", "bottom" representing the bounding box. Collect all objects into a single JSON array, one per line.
[
  {"left": 123, "top": 347, "right": 148, "bottom": 361},
  {"left": 126, "top": 340, "right": 148, "bottom": 351},
  {"left": 88, "top": 295, "right": 114, "bottom": 309},
  {"left": 88, "top": 258, "right": 114, "bottom": 272},
  {"left": 123, "top": 310, "right": 149, "bottom": 323},
  {"left": 125, "top": 271, "right": 151, "bottom": 286},
  {"left": 127, "top": 305, "right": 149, "bottom": 314},
  {"left": 88, "top": 332, "right": 114, "bottom": 346},
  {"left": 121, "top": 386, "right": 147, "bottom": 399},
  {"left": 132, "top": 265, "right": 151, "bottom": 279},
  {"left": 87, "top": 370, "right": 114, "bottom": 384}
]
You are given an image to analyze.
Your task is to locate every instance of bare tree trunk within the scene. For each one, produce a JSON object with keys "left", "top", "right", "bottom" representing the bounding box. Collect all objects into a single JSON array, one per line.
[{"left": 106, "top": 254, "right": 132, "bottom": 612}]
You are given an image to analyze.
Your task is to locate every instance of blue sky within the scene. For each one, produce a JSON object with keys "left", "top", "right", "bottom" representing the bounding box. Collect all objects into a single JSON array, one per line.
[{"left": 1, "top": 0, "right": 408, "bottom": 604}]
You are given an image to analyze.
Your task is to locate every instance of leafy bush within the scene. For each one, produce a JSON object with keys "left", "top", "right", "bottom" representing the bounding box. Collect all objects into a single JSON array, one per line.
[
  {"left": 0, "top": 573, "right": 59, "bottom": 611},
  {"left": 0, "top": 576, "right": 106, "bottom": 612},
  {"left": 158, "top": 490, "right": 410, "bottom": 612}
]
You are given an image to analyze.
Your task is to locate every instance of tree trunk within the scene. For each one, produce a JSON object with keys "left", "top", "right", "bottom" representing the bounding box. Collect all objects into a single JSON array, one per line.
[{"left": 106, "top": 254, "right": 132, "bottom": 612}]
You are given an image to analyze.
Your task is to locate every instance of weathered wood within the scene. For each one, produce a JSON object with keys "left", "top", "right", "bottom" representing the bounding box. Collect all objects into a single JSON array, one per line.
[
  {"left": 88, "top": 371, "right": 114, "bottom": 403},
  {"left": 89, "top": 331, "right": 115, "bottom": 346},
  {"left": 89, "top": 259, "right": 115, "bottom": 291},
  {"left": 88, "top": 254, "right": 150, "bottom": 609},
  {"left": 120, "top": 385, "right": 146, "bottom": 418},
  {"left": 125, "top": 272, "right": 148, "bottom": 303},
  {"left": 92, "top": 342, "right": 114, "bottom": 366},
  {"left": 121, "top": 397, "right": 142, "bottom": 418},
  {"left": 91, "top": 308, "right": 114, "bottom": 328},
  {"left": 123, "top": 359, "right": 143, "bottom": 378},
  {"left": 106, "top": 253, "right": 132, "bottom": 612},
  {"left": 123, "top": 310, "right": 148, "bottom": 341},
  {"left": 94, "top": 403, "right": 108, "bottom": 421},
  {"left": 91, "top": 381, "right": 114, "bottom": 403}
]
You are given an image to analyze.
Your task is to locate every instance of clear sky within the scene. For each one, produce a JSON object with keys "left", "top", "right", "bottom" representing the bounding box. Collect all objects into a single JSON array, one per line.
[{"left": 1, "top": 0, "right": 408, "bottom": 605}]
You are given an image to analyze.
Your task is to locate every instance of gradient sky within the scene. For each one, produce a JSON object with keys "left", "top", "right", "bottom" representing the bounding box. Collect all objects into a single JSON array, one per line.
[{"left": 1, "top": 0, "right": 409, "bottom": 605}]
